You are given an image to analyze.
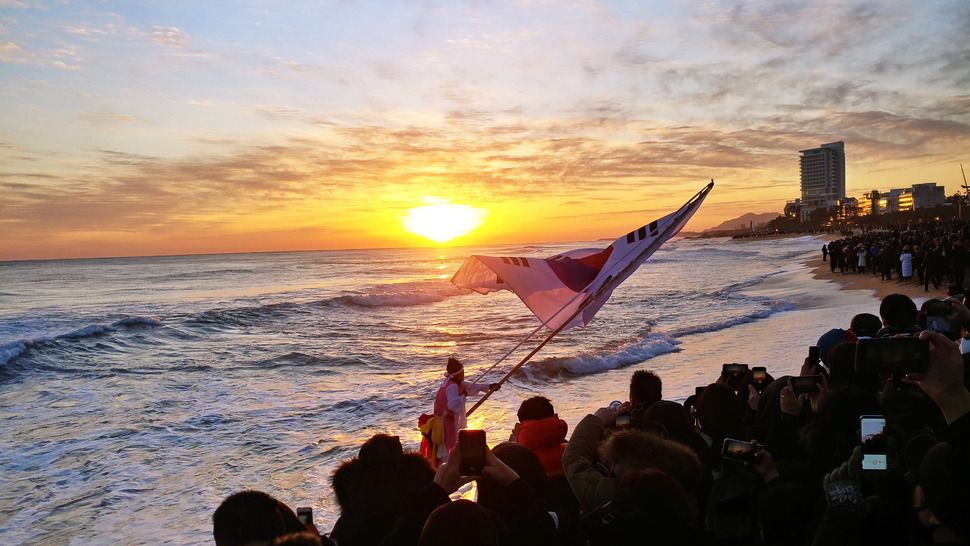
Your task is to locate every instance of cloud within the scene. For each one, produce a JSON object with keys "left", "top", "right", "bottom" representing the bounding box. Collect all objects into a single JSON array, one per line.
[{"left": 150, "top": 26, "right": 190, "bottom": 47}]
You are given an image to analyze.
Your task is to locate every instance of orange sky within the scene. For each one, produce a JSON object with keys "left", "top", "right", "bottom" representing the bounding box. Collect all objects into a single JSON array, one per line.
[{"left": 2, "top": 1, "right": 968, "bottom": 261}]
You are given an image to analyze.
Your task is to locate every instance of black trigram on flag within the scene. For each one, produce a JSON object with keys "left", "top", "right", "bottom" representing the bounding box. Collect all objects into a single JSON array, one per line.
[
  {"left": 626, "top": 220, "right": 659, "bottom": 244},
  {"left": 500, "top": 257, "right": 531, "bottom": 267}
]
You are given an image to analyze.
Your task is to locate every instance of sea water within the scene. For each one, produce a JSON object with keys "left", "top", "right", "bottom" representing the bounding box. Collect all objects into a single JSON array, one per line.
[{"left": 0, "top": 236, "right": 895, "bottom": 544}]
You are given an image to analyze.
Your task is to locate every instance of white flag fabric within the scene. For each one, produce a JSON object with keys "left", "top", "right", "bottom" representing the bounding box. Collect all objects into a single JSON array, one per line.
[{"left": 451, "top": 182, "right": 714, "bottom": 330}]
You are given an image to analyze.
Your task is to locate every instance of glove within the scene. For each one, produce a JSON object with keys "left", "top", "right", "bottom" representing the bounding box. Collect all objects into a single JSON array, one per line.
[
  {"left": 822, "top": 449, "right": 867, "bottom": 518},
  {"left": 489, "top": 383, "right": 501, "bottom": 391}
]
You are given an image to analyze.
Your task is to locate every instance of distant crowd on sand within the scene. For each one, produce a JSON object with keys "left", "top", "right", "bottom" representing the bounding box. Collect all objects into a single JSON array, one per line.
[
  {"left": 820, "top": 218, "right": 970, "bottom": 293},
  {"left": 211, "top": 285, "right": 970, "bottom": 545}
]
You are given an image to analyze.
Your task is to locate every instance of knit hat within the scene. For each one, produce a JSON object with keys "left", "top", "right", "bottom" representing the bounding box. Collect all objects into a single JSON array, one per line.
[
  {"left": 816, "top": 329, "right": 856, "bottom": 367},
  {"left": 446, "top": 357, "right": 463, "bottom": 374}
]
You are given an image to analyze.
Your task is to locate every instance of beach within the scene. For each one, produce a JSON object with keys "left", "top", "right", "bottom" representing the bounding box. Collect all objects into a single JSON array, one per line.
[
  {"left": 0, "top": 234, "right": 935, "bottom": 543},
  {"left": 807, "top": 248, "right": 952, "bottom": 302}
]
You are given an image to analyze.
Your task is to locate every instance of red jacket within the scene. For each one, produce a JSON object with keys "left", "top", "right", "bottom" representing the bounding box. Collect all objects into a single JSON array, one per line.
[{"left": 518, "top": 416, "right": 568, "bottom": 479}]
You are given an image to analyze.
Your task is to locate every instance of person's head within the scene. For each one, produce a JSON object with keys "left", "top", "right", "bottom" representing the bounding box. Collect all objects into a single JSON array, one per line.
[
  {"left": 582, "top": 469, "right": 697, "bottom": 546},
  {"left": 516, "top": 396, "right": 555, "bottom": 422},
  {"left": 826, "top": 340, "right": 879, "bottom": 392},
  {"left": 816, "top": 329, "right": 849, "bottom": 368},
  {"left": 213, "top": 490, "right": 307, "bottom": 546},
  {"left": 629, "top": 369, "right": 663, "bottom": 407},
  {"left": 419, "top": 500, "right": 500, "bottom": 545},
  {"left": 948, "top": 284, "right": 965, "bottom": 300},
  {"left": 598, "top": 429, "right": 703, "bottom": 493},
  {"left": 273, "top": 533, "right": 325, "bottom": 546},
  {"left": 477, "top": 442, "right": 548, "bottom": 509},
  {"left": 446, "top": 357, "right": 464, "bottom": 382},
  {"left": 638, "top": 400, "right": 692, "bottom": 444},
  {"left": 358, "top": 433, "right": 403, "bottom": 465},
  {"left": 849, "top": 313, "right": 882, "bottom": 338},
  {"left": 879, "top": 293, "right": 918, "bottom": 330},
  {"left": 906, "top": 434, "right": 970, "bottom": 539},
  {"left": 694, "top": 383, "right": 743, "bottom": 443}
]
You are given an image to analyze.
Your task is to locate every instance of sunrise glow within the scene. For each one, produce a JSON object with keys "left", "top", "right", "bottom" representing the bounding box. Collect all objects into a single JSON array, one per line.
[
  {"left": 402, "top": 204, "right": 488, "bottom": 244},
  {"left": 1, "top": 2, "right": 967, "bottom": 260}
]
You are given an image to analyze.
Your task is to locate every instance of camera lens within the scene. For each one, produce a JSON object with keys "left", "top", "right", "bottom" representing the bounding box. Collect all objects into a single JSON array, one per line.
[{"left": 609, "top": 401, "right": 621, "bottom": 410}]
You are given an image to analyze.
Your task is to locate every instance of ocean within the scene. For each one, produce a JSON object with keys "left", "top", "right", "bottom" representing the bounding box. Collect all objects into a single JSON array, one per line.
[{"left": 0, "top": 235, "right": 893, "bottom": 544}]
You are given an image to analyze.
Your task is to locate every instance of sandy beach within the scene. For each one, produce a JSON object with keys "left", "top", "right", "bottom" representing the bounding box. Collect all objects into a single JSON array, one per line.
[{"left": 807, "top": 248, "right": 952, "bottom": 302}]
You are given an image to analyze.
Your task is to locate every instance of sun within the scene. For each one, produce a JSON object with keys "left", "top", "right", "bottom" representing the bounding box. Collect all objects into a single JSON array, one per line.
[{"left": 402, "top": 203, "right": 487, "bottom": 244}]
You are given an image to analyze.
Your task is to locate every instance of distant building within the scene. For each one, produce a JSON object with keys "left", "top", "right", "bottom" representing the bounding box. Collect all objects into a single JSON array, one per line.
[
  {"left": 858, "top": 191, "right": 880, "bottom": 216},
  {"left": 911, "top": 183, "right": 946, "bottom": 209},
  {"left": 800, "top": 141, "right": 846, "bottom": 209}
]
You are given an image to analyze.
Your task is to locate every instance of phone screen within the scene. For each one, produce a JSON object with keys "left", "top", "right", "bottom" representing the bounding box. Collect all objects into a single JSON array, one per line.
[
  {"left": 458, "top": 429, "right": 487, "bottom": 476},
  {"left": 297, "top": 507, "right": 312, "bottom": 526},
  {"left": 615, "top": 413, "right": 631, "bottom": 427},
  {"left": 860, "top": 416, "right": 887, "bottom": 470},
  {"left": 720, "top": 438, "right": 762, "bottom": 463},
  {"left": 790, "top": 375, "right": 821, "bottom": 395}
]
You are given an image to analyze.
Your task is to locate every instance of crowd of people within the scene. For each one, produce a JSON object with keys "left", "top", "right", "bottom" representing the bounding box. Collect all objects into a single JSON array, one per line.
[
  {"left": 210, "top": 220, "right": 970, "bottom": 545},
  {"left": 211, "top": 287, "right": 970, "bottom": 545},
  {"left": 821, "top": 219, "right": 970, "bottom": 291}
]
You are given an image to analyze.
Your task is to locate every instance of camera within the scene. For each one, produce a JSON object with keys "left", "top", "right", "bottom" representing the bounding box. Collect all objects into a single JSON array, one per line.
[
  {"left": 860, "top": 415, "right": 887, "bottom": 470},
  {"left": 458, "top": 429, "right": 487, "bottom": 476},
  {"left": 752, "top": 366, "right": 768, "bottom": 392},
  {"left": 614, "top": 413, "right": 631, "bottom": 427},
  {"left": 925, "top": 300, "right": 953, "bottom": 333},
  {"left": 855, "top": 337, "right": 929, "bottom": 375},
  {"left": 808, "top": 345, "right": 820, "bottom": 369},
  {"left": 297, "top": 507, "right": 312, "bottom": 526},
  {"left": 722, "top": 363, "right": 749, "bottom": 379},
  {"left": 790, "top": 375, "right": 821, "bottom": 396},
  {"left": 925, "top": 300, "right": 953, "bottom": 317},
  {"left": 721, "top": 438, "right": 763, "bottom": 463}
]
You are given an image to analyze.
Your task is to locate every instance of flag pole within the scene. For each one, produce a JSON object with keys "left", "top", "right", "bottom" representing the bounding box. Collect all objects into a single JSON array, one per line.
[
  {"left": 465, "top": 180, "right": 713, "bottom": 418},
  {"left": 466, "top": 281, "right": 610, "bottom": 417}
]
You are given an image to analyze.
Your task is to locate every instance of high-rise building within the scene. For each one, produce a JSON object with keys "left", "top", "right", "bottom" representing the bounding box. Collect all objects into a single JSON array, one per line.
[{"left": 800, "top": 141, "right": 845, "bottom": 209}]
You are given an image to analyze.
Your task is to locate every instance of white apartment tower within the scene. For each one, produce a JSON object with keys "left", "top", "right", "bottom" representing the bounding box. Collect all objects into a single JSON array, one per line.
[{"left": 800, "top": 141, "right": 846, "bottom": 209}]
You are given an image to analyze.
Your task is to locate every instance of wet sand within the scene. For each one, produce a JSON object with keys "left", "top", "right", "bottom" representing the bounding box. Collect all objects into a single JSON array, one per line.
[{"left": 807, "top": 251, "right": 950, "bottom": 302}]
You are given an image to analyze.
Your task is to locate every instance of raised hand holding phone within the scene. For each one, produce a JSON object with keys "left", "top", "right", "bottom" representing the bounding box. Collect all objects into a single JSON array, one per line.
[{"left": 458, "top": 429, "right": 487, "bottom": 476}]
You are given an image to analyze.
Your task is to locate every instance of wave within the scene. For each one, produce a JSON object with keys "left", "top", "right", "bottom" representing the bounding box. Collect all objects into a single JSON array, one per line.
[
  {"left": 668, "top": 300, "right": 794, "bottom": 337},
  {"left": 324, "top": 282, "right": 464, "bottom": 309},
  {"left": 517, "top": 333, "right": 681, "bottom": 380},
  {"left": 0, "top": 316, "right": 163, "bottom": 367}
]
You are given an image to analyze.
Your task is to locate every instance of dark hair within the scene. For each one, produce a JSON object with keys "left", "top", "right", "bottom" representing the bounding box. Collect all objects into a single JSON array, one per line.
[
  {"left": 879, "top": 293, "right": 917, "bottom": 329},
  {"left": 695, "top": 383, "right": 743, "bottom": 443},
  {"left": 629, "top": 370, "right": 663, "bottom": 406},
  {"left": 419, "top": 500, "right": 500, "bottom": 545},
  {"left": 213, "top": 490, "right": 306, "bottom": 546},
  {"left": 849, "top": 313, "right": 882, "bottom": 337},
  {"left": 516, "top": 396, "right": 555, "bottom": 422}
]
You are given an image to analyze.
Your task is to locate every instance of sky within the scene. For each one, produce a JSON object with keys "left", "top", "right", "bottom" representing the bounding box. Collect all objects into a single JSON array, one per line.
[{"left": 1, "top": 0, "right": 968, "bottom": 260}]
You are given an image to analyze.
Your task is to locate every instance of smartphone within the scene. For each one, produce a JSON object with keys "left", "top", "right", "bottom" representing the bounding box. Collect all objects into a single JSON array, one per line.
[
  {"left": 860, "top": 415, "right": 887, "bottom": 470},
  {"left": 695, "top": 386, "right": 706, "bottom": 398},
  {"left": 855, "top": 337, "right": 929, "bottom": 375},
  {"left": 790, "top": 375, "right": 821, "bottom": 395},
  {"left": 297, "top": 507, "right": 312, "bottom": 526},
  {"left": 458, "top": 429, "right": 487, "bottom": 476},
  {"left": 615, "top": 413, "right": 631, "bottom": 427},
  {"left": 925, "top": 300, "right": 953, "bottom": 317},
  {"left": 720, "top": 438, "right": 763, "bottom": 463},
  {"left": 926, "top": 314, "right": 950, "bottom": 333},
  {"left": 808, "top": 345, "right": 821, "bottom": 368},
  {"left": 752, "top": 366, "right": 767, "bottom": 387},
  {"left": 722, "top": 363, "right": 749, "bottom": 379}
]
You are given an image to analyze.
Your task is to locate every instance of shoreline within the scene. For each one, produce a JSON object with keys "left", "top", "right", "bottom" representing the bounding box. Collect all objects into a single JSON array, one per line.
[
  {"left": 805, "top": 248, "right": 948, "bottom": 303},
  {"left": 731, "top": 231, "right": 948, "bottom": 302}
]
